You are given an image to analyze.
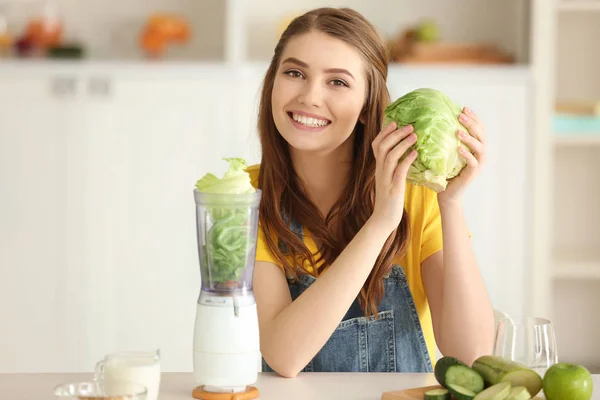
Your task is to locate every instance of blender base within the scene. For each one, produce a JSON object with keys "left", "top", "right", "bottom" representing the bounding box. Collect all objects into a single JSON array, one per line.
[{"left": 192, "top": 385, "right": 259, "bottom": 400}]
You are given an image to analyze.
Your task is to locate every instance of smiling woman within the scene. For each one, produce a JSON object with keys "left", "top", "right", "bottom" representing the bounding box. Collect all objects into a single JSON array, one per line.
[
  {"left": 271, "top": 33, "right": 367, "bottom": 153},
  {"left": 248, "top": 7, "right": 495, "bottom": 378}
]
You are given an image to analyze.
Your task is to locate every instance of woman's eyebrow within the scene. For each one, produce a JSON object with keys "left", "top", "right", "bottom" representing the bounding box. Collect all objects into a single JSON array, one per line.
[
  {"left": 281, "top": 57, "right": 355, "bottom": 81},
  {"left": 282, "top": 57, "right": 309, "bottom": 68}
]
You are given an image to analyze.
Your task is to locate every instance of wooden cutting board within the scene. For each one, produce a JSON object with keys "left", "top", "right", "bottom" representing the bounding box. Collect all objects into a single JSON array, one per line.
[
  {"left": 381, "top": 385, "right": 545, "bottom": 399},
  {"left": 381, "top": 385, "right": 443, "bottom": 400},
  {"left": 391, "top": 42, "right": 514, "bottom": 64}
]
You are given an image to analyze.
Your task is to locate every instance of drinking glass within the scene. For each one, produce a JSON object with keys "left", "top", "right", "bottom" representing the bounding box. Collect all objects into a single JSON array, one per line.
[
  {"left": 493, "top": 316, "right": 558, "bottom": 376},
  {"left": 94, "top": 350, "right": 160, "bottom": 400}
]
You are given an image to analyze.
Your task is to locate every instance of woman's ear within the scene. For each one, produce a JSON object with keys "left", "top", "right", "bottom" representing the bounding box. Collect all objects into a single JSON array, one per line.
[{"left": 358, "top": 111, "right": 366, "bottom": 124}]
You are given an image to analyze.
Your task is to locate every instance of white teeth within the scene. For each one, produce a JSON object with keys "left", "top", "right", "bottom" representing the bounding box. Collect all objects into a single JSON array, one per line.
[{"left": 292, "top": 113, "right": 328, "bottom": 127}]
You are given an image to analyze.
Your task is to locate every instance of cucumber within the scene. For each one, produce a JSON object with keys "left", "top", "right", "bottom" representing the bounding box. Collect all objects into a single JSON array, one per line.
[
  {"left": 447, "top": 384, "right": 476, "bottom": 400},
  {"left": 435, "top": 356, "right": 468, "bottom": 387},
  {"left": 473, "top": 382, "right": 512, "bottom": 400},
  {"left": 445, "top": 364, "right": 485, "bottom": 393},
  {"left": 505, "top": 386, "right": 531, "bottom": 400},
  {"left": 472, "top": 356, "right": 542, "bottom": 397},
  {"left": 424, "top": 388, "right": 450, "bottom": 400}
]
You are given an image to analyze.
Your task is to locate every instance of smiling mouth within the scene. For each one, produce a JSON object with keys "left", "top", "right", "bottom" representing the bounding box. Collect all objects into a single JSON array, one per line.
[{"left": 287, "top": 112, "right": 331, "bottom": 128}]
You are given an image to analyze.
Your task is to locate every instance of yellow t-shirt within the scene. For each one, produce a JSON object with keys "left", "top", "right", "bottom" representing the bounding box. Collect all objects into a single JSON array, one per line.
[{"left": 247, "top": 164, "right": 443, "bottom": 366}]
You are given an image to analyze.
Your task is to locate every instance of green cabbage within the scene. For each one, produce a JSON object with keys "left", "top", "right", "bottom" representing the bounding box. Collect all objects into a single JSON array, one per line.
[
  {"left": 203, "top": 210, "right": 251, "bottom": 283},
  {"left": 383, "top": 88, "right": 469, "bottom": 192},
  {"left": 195, "top": 157, "right": 255, "bottom": 194},
  {"left": 195, "top": 158, "right": 256, "bottom": 284}
]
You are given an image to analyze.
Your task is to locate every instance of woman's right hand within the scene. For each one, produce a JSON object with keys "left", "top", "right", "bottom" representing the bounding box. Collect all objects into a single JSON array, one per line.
[{"left": 370, "top": 122, "right": 418, "bottom": 234}]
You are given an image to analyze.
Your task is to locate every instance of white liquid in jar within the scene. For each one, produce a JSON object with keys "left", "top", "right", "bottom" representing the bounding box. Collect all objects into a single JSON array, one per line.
[{"left": 103, "top": 356, "right": 160, "bottom": 400}]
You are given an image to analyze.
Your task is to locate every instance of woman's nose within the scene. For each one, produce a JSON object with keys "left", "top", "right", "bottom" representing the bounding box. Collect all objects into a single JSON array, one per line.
[{"left": 298, "top": 81, "right": 323, "bottom": 108}]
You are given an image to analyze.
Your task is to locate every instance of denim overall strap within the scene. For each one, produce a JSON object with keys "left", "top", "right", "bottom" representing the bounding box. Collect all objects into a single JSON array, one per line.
[{"left": 261, "top": 218, "right": 433, "bottom": 373}]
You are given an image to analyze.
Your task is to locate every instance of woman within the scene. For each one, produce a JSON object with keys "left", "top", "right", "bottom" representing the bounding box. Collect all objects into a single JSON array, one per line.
[{"left": 247, "top": 7, "right": 495, "bottom": 378}]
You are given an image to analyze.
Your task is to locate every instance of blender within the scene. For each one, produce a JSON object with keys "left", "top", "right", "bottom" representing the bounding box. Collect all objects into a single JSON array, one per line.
[{"left": 191, "top": 187, "right": 262, "bottom": 400}]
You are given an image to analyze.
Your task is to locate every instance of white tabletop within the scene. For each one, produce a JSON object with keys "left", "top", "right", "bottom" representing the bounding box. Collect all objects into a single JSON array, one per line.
[{"left": 2, "top": 372, "right": 599, "bottom": 400}]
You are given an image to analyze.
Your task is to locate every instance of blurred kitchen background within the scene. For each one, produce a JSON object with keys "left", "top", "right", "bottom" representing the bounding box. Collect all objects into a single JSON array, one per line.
[{"left": 1, "top": 0, "right": 599, "bottom": 375}]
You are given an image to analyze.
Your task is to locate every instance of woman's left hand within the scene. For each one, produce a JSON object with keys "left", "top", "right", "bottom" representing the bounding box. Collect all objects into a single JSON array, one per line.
[{"left": 438, "top": 106, "right": 486, "bottom": 205}]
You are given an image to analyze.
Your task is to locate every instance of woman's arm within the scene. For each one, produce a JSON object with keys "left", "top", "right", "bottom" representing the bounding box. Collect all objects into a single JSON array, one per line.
[
  {"left": 255, "top": 218, "right": 391, "bottom": 378},
  {"left": 422, "top": 202, "right": 495, "bottom": 366},
  {"left": 422, "top": 106, "right": 495, "bottom": 366}
]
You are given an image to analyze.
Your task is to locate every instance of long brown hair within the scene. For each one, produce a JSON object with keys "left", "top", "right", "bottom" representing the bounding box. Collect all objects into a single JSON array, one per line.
[{"left": 257, "top": 7, "right": 410, "bottom": 317}]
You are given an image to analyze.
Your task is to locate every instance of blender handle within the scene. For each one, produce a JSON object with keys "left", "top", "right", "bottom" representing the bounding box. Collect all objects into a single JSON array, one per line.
[
  {"left": 233, "top": 296, "right": 240, "bottom": 318},
  {"left": 93, "top": 359, "right": 105, "bottom": 381}
]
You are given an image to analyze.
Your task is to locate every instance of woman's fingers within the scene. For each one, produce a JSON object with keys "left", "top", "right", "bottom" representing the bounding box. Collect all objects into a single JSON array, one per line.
[
  {"left": 383, "top": 132, "right": 417, "bottom": 181},
  {"left": 376, "top": 125, "right": 413, "bottom": 158},
  {"left": 459, "top": 108, "right": 486, "bottom": 144},
  {"left": 393, "top": 149, "right": 418, "bottom": 186},
  {"left": 458, "top": 130, "right": 484, "bottom": 162},
  {"left": 372, "top": 121, "right": 398, "bottom": 153},
  {"left": 459, "top": 146, "right": 479, "bottom": 176}
]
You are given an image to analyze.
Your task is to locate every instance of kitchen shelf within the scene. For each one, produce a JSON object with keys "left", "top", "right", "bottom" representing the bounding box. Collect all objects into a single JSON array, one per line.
[
  {"left": 553, "top": 249, "right": 600, "bottom": 279},
  {"left": 552, "top": 114, "right": 600, "bottom": 134},
  {"left": 553, "top": 134, "right": 600, "bottom": 146},
  {"left": 238, "top": 0, "right": 529, "bottom": 63},
  {"left": 589, "top": 366, "right": 600, "bottom": 374},
  {"left": 558, "top": 0, "right": 600, "bottom": 11},
  {"left": 553, "top": 279, "right": 600, "bottom": 370}
]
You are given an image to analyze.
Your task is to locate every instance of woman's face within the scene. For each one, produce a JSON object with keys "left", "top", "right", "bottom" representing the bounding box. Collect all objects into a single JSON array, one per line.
[{"left": 271, "top": 30, "right": 367, "bottom": 155}]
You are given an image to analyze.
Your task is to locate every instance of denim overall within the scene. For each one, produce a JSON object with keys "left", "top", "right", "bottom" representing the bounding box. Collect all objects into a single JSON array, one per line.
[{"left": 261, "top": 217, "right": 433, "bottom": 373}]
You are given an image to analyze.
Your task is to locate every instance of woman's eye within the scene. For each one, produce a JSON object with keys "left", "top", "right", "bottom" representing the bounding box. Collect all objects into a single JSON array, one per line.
[
  {"left": 284, "top": 70, "right": 303, "bottom": 78},
  {"left": 330, "top": 79, "right": 349, "bottom": 87}
]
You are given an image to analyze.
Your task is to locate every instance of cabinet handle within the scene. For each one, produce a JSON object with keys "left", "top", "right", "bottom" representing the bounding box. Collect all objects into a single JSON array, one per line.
[
  {"left": 50, "top": 77, "right": 77, "bottom": 98},
  {"left": 88, "top": 77, "right": 112, "bottom": 98}
]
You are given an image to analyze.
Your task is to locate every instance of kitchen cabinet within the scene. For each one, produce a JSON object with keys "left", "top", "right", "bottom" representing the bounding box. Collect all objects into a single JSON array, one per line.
[
  {"left": 0, "top": 62, "right": 531, "bottom": 372},
  {"left": 73, "top": 72, "right": 248, "bottom": 372},
  {"left": 0, "top": 66, "right": 261, "bottom": 372},
  {"left": 0, "top": 75, "right": 72, "bottom": 371}
]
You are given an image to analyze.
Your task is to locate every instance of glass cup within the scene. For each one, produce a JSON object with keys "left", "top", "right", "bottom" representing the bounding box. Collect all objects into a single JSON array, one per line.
[
  {"left": 493, "top": 316, "right": 558, "bottom": 376},
  {"left": 94, "top": 350, "right": 160, "bottom": 400},
  {"left": 54, "top": 380, "right": 147, "bottom": 399}
]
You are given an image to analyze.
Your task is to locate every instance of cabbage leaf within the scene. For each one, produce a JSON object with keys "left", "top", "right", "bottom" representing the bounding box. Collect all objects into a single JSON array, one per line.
[{"left": 383, "top": 88, "right": 470, "bottom": 192}]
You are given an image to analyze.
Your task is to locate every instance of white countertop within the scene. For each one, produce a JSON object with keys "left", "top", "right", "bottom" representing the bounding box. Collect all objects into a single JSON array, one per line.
[{"left": 2, "top": 372, "right": 599, "bottom": 400}]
